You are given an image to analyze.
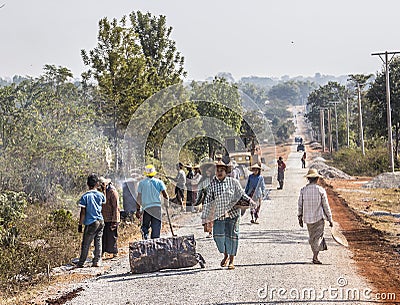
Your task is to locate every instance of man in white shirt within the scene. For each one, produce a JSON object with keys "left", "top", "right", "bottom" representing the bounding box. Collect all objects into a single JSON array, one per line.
[{"left": 297, "top": 168, "right": 333, "bottom": 264}]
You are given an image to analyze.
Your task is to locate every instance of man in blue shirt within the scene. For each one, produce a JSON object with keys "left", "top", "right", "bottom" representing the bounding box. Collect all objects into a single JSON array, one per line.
[
  {"left": 136, "top": 165, "right": 169, "bottom": 239},
  {"left": 76, "top": 173, "right": 106, "bottom": 268}
]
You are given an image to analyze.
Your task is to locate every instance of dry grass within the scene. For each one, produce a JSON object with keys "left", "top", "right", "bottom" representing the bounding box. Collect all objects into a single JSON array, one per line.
[
  {"left": 0, "top": 218, "right": 142, "bottom": 305},
  {"left": 330, "top": 178, "right": 400, "bottom": 246}
]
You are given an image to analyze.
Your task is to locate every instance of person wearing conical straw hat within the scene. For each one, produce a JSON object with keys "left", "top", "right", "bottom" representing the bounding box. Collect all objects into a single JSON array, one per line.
[
  {"left": 245, "top": 163, "right": 266, "bottom": 224},
  {"left": 136, "top": 165, "right": 169, "bottom": 239},
  {"left": 201, "top": 159, "right": 256, "bottom": 270},
  {"left": 297, "top": 168, "right": 333, "bottom": 264}
]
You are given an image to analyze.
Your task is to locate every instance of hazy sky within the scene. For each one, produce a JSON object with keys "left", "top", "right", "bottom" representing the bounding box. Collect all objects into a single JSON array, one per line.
[{"left": 1, "top": 0, "right": 399, "bottom": 81}]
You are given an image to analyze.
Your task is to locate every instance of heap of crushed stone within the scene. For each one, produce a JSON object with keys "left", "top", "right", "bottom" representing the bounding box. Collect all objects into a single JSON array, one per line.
[
  {"left": 363, "top": 172, "right": 400, "bottom": 189},
  {"left": 309, "top": 161, "right": 353, "bottom": 180},
  {"left": 309, "top": 141, "right": 322, "bottom": 150}
]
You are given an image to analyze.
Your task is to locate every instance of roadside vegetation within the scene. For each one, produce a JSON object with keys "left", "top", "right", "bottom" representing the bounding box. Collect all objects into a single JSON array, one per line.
[{"left": 323, "top": 146, "right": 390, "bottom": 177}]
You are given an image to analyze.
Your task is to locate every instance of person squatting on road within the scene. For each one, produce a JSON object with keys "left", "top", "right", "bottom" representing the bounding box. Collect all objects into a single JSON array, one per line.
[
  {"left": 99, "top": 177, "right": 120, "bottom": 258},
  {"left": 201, "top": 160, "right": 255, "bottom": 270},
  {"left": 245, "top": 164, "right": 266, "bottom": 224},
  {"left": 136, "top": 165, "right": 169, "bottom": 239},
  {"left": 196, "top": 159, "right": 215, "bottom": 238},
  {"left": 76, "top": 173, "right": 106, "bottom": 268},
  {"left": 297, "top": 168, "right": 333, "bottom": 264},
  {"left": 277, "top": 156, "right": 286, "bottom": 190}
]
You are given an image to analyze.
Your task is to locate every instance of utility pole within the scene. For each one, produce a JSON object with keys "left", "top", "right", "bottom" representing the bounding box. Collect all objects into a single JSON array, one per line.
[
  {"left": 357, "top": 84, "right": 365, "bottom": 156},
  {"left": 371, "top": 51, "right": 400, "bottom": 172},
  {"left": 327, "top": 108, "right": 333, "bottom": 153},
  {"left": 320, "top": 108, "right": 325, "bottom": 152},
  {"left": 329, "top": 101, "right": 340, "bottom": 151},
  {"left": 345, "top": 89, "right": 350, "bottom": 147}
]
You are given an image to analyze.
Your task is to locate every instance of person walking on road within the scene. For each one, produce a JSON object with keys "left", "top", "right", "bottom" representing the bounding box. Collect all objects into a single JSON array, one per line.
[
  {"left": 170, "top": 162, "right": 186, "bottom": 210},
  {"left": 76, "top": 173, "right": 105, "bottom": 268},
  {"left": 297, "top": 168, "right": 333, "bottom": 264},
  {"left": 245, "top": 164, "right": 266, "bottom": 224},
  {"left": 189, "top": 165, "right": 202, "bottom": 212},
  {"left": 229, "top": 161, "right": 241, "bottom": 180},
  {"left": 185, "top": 164, "right": 195, "bottom": 212},
  {"left": 99, "top": 177, "right": 120, "bottom": 258},
  {"left": 301, "top": 152, "right": 306, "bottom": 168},
  {"left": 136, "top": 165, "right": 169, "bottom": 239},
  {"left": 277, "top": 156, "right": 286, "bottom": 190},
  {"left": 201, "top": 160, "right": 255, "bottom": 270},
  {"left": 196, "top": 159, "right": 215, "bottom": 237}
]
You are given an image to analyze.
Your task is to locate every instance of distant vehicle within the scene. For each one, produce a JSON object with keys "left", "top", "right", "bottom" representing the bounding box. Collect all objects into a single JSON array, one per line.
[
  {"left": 229, "top": 151, "right": 252, "bottom": 187},
  {"left": 295, "top": 136, "right": 303, "bottom": 144},
  {"left": 297, "top": 144, "right": 305, "bottom": 152}
]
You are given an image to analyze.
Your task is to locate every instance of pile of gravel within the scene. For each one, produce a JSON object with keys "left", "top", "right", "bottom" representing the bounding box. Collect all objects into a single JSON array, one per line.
[
  {"left": 363, "top": 172, "right": 400, "bottom": 189},
  {"left": 309, "top": 141, "right": 322, "bottom": 150},
  {"left": 310, "top": 161, "right": 353, "bottom": 179}
]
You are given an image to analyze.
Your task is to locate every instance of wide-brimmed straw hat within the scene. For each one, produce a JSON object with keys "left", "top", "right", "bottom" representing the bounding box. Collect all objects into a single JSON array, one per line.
[
  {"left": 215, "top": 160, "right": 232, "bottom": 174},
  {"left": 99, "top": 176, "right": 111, "bottom": 185},
  {"left": 250, "top": 163, "right": 262, "bottom": 170},
  {"left": 143, "top": 165, "right": 157, "bottom": 177},
  {"left": 304, "top": 168, "right": 322, "bottom": 178}
]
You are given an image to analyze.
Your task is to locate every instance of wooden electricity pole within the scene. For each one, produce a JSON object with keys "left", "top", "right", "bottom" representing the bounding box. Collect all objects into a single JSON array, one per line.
[{"left": 371, "top": 51, "right": 400, "bottom": 172}]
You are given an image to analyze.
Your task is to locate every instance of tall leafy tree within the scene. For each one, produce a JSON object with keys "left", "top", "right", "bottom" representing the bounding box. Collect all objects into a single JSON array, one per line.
[
  {"left": 190, "top": 78, "right": 243, "bottom": 157},
  {"left": 82, "top": 12, "right": 187, "bottom": 173},
  {"left": 129, "top": 11, "right": 186, "bottom": 90},
  {"left": 306, "top": 82, "right": 346, "bottom": 149},
  {"left": 81, "top": 16, "right": 149, "bottom": 172}
]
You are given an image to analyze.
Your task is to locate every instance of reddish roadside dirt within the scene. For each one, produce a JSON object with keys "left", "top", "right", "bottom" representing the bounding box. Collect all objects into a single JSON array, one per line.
[{"left": 321, "top": 179, "right": 400, "bottom": 303}]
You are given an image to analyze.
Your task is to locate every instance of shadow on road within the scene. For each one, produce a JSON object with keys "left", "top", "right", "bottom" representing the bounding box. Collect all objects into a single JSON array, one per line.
[{"left": 239, "top": 229, "right": 308, "bottom": 244}]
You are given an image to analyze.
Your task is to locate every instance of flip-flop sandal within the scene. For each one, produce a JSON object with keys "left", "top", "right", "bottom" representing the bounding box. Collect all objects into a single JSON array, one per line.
[
  {"left": 228, "top": 263, "right": 235, "bottom": 270},
  {"left": 312, "top": 259, "right": 322, "bottom": 264},
  {"left": 220, "top": 258, "right": 228, "bottom": 267}
]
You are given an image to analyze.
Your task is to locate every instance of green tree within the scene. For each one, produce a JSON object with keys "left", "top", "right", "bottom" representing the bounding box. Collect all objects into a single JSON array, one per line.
[
  {"left": 190, "top": 78, "right": 243, "bottom": 158},
  {"left": 238, "top": 82, "right": 269, "bottom": 106},
  {"left": 81, "top": 16, "right": 150, "bottom": 172},
  {"left": 82, "top": 12, "right": 186, "bottom": 174},
  {"left": 306, "top": 81, "right": 346, "bottom": 149},
  {"left": 129, "top": 11, "right": 186, "bottom": 90},
  {"left": 268, "top": 81, "right": 300, "bottom": 104},
  {"left": 0, "top": 66, "right": 109, "bottom": 202}
]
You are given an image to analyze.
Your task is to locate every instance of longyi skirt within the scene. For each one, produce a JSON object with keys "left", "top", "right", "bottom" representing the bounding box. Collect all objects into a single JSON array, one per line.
[{"left": 213, "top": 216, "right": 240, "bottom": 256}]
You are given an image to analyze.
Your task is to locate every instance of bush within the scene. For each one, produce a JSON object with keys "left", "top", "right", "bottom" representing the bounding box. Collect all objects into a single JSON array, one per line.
[
  {"left": 0, "top": 191, "right": 28, "bottom": 247},
  {"left": 0, "top": 203, "right": 81, "bottom": 296},
  {"left": 329, "top": 147, "right": 390, "bottom": 176}
]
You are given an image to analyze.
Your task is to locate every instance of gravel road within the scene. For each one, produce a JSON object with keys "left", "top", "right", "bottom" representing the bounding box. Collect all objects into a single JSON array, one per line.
[{"left": 64, "top": 115, "right": 373, "bottom": 305}]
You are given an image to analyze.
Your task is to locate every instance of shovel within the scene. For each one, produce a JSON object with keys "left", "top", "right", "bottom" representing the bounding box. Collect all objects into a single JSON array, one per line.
[
  {"left": 164, "top": 199, "right": 177, "bottom": 237},
  {"left": 331, "top": 224, "right": 349, "bottom": 247}
]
